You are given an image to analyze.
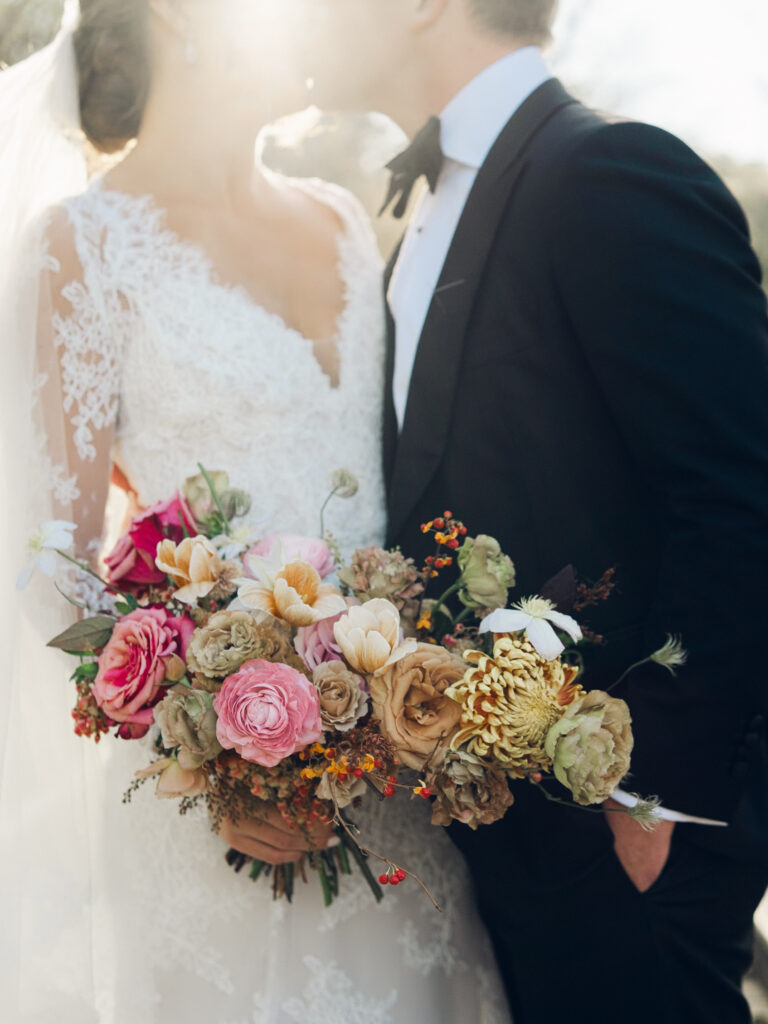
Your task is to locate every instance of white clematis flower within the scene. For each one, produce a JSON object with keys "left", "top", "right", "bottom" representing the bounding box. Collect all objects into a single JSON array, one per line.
[
  {"left": 17, "top": 520, "right": 77, "bottom": 590},
  {"left": 479, "top": 596, "right": 583, "bottom": 661}
]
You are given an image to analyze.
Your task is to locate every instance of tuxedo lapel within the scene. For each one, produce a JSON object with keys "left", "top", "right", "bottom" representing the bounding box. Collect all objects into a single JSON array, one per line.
[{"left": 386, "top": 79, "right": 577, "bottom": 543}]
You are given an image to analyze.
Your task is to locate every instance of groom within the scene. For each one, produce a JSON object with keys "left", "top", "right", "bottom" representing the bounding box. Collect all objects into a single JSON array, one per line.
[{"left": 305, "top": 1, "right": 768, "bottom": 1022}]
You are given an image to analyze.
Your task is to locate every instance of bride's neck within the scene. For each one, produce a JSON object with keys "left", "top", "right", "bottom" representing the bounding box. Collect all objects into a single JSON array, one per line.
[{"left": 112, "top": 69, "right": 291, "bottom": 209}]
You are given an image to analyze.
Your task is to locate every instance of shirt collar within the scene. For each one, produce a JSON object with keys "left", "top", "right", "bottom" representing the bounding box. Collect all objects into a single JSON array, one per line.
[{"left": 439, "top": 47, "right": 553, "bottom": 170}]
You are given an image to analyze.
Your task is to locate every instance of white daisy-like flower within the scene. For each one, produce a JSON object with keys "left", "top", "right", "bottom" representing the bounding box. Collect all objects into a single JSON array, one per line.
[
  {"left": 479, "top": 596, "right": 583, "bottom": 661},
  {"left": 17, "top": 520, "right": 77, "bottom": 590}
]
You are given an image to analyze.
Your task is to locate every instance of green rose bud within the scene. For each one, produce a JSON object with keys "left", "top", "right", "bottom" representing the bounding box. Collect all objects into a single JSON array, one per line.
[
  {"left": 155, "top": 688, "right": 222, "bottom": 770},
  {"left": 457, "top": 535, "right": 516, "bottom": 614},
  {"left": 544, "top": 690, "right": 634, "bottom": 805}
]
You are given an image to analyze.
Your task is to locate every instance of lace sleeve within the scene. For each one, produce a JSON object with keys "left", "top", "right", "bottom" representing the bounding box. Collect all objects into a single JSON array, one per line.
[{"left": 33, "top": 205, "right": 122, "bottom": 559}]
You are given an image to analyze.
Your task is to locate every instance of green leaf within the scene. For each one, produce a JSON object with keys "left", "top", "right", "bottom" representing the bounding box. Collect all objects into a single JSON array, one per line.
[{"left": 48, "top": 616, "right": 117, "bottom": 653}]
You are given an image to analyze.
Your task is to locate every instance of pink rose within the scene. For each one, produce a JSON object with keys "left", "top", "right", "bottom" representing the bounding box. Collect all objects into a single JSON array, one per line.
[
  {"left": 244, "top": 534, "right": 335, "bottom": 580},
  {"left": 295, "top": 612, "right": 345, "bottom": 671},
  {"left": 93, "top": 607, "right": 194, "bottom": 730},
  {"left": 214, "top": 659, "right": 322, "bottom": 767},
  {"left": 105, "top": 493, "right": 197, "bottom": 590}
]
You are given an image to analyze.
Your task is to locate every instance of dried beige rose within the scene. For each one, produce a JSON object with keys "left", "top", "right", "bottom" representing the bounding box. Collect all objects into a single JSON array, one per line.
[
  {"left": 316, "top": 769, "right": 366, "bottom": 810},
  {"left": 312, "top": 662, "right": 369, "bottom": 733},
  {"left": 369, "top": 642, "right": 465, "bottom": 771},
  {"left": 544, "top": 690, "right": 633, "bottom": 805},
  {"left": 154, "top": 687, "right": 222, "bottom": 770},
  {"left": 155, "top": 536, "right": 223, "bottom": 604},
  {"left": 189, "top": 610, "right": 277, "bottom": 681},
  {"left": 238, "top": 561, "right": 346, "bottom": 627},
  {"left": 333, "top": 599, "right": 417, "bottom": 677},
  {"left": 429, "top": 750, "right": 515, "bottom": 830}
]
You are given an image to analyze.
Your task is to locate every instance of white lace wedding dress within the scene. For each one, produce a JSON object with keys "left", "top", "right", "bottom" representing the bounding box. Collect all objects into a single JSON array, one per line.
[{"left": 41, "top": 173, "right": 512, "bottom": 1024}]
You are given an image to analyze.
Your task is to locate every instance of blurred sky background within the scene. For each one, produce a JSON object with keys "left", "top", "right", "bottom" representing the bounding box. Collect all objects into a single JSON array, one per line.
[{"left": 551, "top": 0, "right": 768, "bottom": 167}]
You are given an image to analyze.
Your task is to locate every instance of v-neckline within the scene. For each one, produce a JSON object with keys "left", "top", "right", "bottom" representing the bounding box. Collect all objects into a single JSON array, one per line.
[{"left": 90, "top": 176, "right": 353, "bottom": 391}]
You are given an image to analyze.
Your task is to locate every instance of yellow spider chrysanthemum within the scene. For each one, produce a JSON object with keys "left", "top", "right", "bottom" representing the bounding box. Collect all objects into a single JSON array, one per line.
[{"left": 446, "top": 636, "right": 583, "bottom": 774}]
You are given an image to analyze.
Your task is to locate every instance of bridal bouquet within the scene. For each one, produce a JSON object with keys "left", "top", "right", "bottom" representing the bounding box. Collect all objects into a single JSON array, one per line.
[{"left": 28, "top": 468, "right": 676, "bottom": 907}]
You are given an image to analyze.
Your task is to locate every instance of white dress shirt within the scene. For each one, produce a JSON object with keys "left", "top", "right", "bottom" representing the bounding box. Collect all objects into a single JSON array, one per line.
[
  {"left": 387, "top": 48, "right": 725, "bottom": 828},
  {"left": 388, "top": 46, "right": 551, "bottom": 428}
]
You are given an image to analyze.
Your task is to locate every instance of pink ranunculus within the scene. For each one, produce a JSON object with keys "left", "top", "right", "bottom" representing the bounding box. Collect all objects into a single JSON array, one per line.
[
  {"left": 214, "top": 659, "right": 323, "bottom": 768},
  {"left": 295, "top": 611, "right": 346, "bottom": 671},
  {"left": 105, "top": 492, "right": 197, "bottom": 590},
  {"left": 93, "top": 607, "right": 194, "bottom": 731},
  {"left": 244, "top": 533, "right": 335, "bottom": 580}
]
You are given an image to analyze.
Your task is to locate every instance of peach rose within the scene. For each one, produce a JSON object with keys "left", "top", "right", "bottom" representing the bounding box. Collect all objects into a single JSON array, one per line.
[
  {"left": 93, "top": 607, "right": 194, "bottom": 729},
  {"left": 214, "top": 659, "right": 323, "bottom": 767},
  {"left": 333, "top": 599, "right": 417, "bottom": 676},
  {"left": 155, "top": 536, "right": 223, "bottom": 604},
  {"left": 237, "top": 561, "right": 346, "bottom": 628},
  {"left": 369, "top": 642, "right": 465, "bottom": 770}
]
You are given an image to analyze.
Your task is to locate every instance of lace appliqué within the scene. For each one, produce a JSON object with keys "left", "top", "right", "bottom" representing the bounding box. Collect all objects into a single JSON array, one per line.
[{"left": 53, "top": 278, "right": 121, "bottom": 463}]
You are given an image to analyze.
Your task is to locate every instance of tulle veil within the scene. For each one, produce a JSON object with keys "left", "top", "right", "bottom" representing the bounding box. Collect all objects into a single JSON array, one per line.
[{"left": 0, "top": 3, "right": 110, "bottom": 1019}]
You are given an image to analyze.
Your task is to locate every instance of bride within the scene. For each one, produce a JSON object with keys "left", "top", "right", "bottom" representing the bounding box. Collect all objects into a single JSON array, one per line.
[{"left": 1, "top": 1, "right": 511, "bottom": 1022}]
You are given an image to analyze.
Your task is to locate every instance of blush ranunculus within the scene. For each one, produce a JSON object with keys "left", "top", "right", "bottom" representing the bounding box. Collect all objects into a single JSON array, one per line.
[
  {"left": 93, "top": 607, "right": 194, "bottom": 730},
  {"left": 244, "top": 534, "right": 335, "bottom": 580},
  {"left": 295, "top": 611, "right": 346, "bottom": 671},
  {"left": 105, "top": 492, "right": 197, "bottom": 590},
  {"left": 213, "top": 659, "right": 322, "bottom": 768}
]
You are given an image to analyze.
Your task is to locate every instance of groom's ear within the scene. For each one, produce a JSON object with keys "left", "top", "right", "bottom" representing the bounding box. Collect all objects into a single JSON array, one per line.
[{"left": 411, "top": 0, "right": 451, "bottom": 32}]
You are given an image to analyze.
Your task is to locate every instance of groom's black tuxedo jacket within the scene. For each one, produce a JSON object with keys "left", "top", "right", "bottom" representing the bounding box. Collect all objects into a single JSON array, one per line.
[{"left": 384, "top": 80, "right": 768, "bottom": 860}]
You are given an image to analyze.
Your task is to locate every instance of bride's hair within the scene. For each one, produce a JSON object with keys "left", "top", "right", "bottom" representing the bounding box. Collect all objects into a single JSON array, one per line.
[{"left": 74, "top": 0, "right": 152, "bottom": 153}]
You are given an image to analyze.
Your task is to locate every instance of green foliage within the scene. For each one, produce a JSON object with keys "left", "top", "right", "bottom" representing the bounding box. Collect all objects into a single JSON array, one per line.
[{"left": 48, "top": 615, "right": 117, "bottom": 654}]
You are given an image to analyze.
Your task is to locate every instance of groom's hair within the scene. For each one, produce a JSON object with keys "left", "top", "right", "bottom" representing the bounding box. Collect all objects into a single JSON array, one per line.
[{"left": 467, "top": 0, "right": 559, "bottom": 43}]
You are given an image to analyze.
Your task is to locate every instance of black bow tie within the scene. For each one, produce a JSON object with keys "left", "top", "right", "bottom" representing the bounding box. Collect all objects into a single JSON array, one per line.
[{"left": 379, "top": 116, "right": 444, "bottom": 219}]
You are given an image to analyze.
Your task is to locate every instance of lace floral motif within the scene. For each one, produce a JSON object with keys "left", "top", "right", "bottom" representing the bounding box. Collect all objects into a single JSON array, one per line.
[{"left": 53, "top": 177, "right": 511, "bottom": 1024}]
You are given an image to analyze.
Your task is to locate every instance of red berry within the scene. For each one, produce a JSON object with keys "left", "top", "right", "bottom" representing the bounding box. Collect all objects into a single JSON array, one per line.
[
  {"left": 420, "top": 788, "right": 432, "bottom": 798},
  {"left": 389, "top": 875, "right": 400, "bottom": 885},
  {"left": 395, "top": 869, "right": 407, "bottom": 881},
  {"left": 444, "top": 510, "right": 453, "bottom": 519},
  {"left": 383, "top": 784, "right": 396, "bottom": 798},
  {"left": 447, "top": 538, "right": 460, "bottom": 550},
  {"left": 426, "top": 556, "right": 435, "bottom": 565},
  {"left": 434, "top": 517, "right": 445, "bottom": 530},
  {"left": 353, "top": 768, "right": 364, "bottom": 778},
  {"left": 378, "top": 873, "right": 389, "bottom": 885}
]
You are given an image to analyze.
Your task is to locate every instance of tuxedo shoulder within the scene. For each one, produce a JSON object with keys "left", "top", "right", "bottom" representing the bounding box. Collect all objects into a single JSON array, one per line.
[{"left": 540, "top": 107, "right": 722, "bottom": 189}]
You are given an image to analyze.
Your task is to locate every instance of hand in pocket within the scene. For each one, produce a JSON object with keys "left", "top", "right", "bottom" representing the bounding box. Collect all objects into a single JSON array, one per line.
[{"left": 604, "top": 798, "right": 675, "bottom": 893}]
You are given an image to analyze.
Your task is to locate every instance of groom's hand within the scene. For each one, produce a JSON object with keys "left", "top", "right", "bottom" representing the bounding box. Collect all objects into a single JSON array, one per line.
[
  {"left": 220, "top": 807, "right": 337, "bottom": 865},
  {"left": 604, "top": 798, "right": 675, "bottom": 893}
]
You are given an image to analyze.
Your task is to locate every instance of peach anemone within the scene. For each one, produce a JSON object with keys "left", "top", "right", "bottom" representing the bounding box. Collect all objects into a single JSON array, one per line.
[{"left": 237, "top": 560, "right": 346, "bottom": 628}]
